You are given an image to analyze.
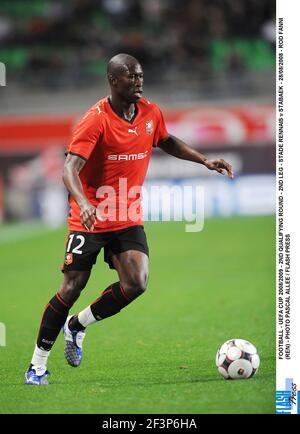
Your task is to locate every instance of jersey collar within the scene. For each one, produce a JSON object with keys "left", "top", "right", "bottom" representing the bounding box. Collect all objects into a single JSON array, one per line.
[{"left": 106, "top": 96, "right": 140, "bottom": 125}]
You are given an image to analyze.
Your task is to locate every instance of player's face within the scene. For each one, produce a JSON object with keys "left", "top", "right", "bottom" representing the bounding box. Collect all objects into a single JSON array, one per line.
[{"left": 116, "top": 63, "right": 144, "bottom": 103}]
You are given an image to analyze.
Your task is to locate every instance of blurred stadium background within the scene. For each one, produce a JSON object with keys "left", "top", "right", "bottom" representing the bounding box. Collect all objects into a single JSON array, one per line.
[
  {"left": 0, "top": 0, "right": 275, "bottom": 226},
  {"left": 0, "top": 0, "right": 276, "bottom": 414}
]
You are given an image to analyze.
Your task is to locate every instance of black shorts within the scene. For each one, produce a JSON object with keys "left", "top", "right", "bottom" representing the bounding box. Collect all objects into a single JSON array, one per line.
[{"left": 61, "top": 225, "right": 149, "bottom": 272}]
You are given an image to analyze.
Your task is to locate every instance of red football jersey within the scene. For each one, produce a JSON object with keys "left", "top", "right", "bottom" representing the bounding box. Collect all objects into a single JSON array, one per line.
[{"left": 66, "top": 97, "right": 168, "bottom": 232}]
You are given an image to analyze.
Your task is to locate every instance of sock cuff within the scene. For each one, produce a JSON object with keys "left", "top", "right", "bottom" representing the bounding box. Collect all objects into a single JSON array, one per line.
[
  {"left": 111, "top": 282, "right": 131, "bottom": 306},
  {"left": 119, "top": 284, "right": 131, "bottom": 302},
  {"left": 55, "top": 293, "right": 71, "bottom": 308},
  {"left": 47, "top": 293, "right": 71, "bottom": 316}
]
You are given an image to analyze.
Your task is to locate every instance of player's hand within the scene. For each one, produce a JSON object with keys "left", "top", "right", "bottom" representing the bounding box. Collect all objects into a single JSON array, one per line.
[
  {"left": 204, "top": 159, "right": 234, "bottom": 179},
  {"left": 80, "top": 201, "right": 97, "bottom": 231}
]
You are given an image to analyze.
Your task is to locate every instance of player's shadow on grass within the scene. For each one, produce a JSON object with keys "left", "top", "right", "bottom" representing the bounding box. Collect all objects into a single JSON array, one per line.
[
  {"left": 51, "top": 371, "right": 274, "bottom": 387},
  {"left": 15, "top": 372, "right": 274, "bottom": 387},
  {"left": 51, "top": 375, "right": 262, "bottom": 386},
  {"left": 49, "top": 378, "right": 219, "bottom": 387}
]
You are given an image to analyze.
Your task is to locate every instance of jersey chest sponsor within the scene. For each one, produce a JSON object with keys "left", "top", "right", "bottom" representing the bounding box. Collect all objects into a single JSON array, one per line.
[{"left": 107, "top": 150, "right": 148, "bottom": 161}]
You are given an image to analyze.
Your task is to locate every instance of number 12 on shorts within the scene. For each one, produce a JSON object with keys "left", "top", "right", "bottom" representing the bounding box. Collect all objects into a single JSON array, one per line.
[{"left": 66, "top": 234, "right": 85, "bottom": 254}]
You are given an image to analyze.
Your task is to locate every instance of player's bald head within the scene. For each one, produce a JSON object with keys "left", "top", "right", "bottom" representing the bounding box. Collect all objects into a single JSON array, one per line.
[
  {"left": 107, "top": 53, "right": 143, "bottom": 103},
  {"left": 107, "top": 53, "right": 141, "bottom": 80}
]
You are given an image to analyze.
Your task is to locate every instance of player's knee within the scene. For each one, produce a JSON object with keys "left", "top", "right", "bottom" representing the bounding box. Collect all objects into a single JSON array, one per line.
[
  {"left": 123, "top": 272, "right": 148, "bottom": 298},
  {"left": 59, "top": 273, "right": 89, "bottom": 304}
]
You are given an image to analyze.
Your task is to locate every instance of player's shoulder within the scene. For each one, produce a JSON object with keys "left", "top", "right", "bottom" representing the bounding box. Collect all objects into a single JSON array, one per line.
[
  {"left": 75, "top": 98, "right": 108, "bottom": 130},
  {"left": 87, "top": 97, "right": 109, "bottom": 118},
  {"left": 138, "top": 98, "right": 163, "bottom": 116}
]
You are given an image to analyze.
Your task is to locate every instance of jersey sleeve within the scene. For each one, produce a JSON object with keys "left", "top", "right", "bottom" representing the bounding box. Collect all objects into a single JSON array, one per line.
[
  {"left": 153, "top": 106, "right": 169, "bottom": 147},
  {"left": 67, "top": 110, "right": 103, "bottom": 160}
]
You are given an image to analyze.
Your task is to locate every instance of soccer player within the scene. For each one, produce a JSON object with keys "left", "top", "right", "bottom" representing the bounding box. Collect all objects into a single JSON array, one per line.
[{"left": 25, "top": 53, "right": 233, "bottom": 385}]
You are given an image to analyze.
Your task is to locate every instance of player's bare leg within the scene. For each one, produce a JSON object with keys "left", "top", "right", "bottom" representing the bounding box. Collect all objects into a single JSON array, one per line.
[
  {"left": 25, "top": 270, "right": 90, "bottom": 385},
  {"left": 58, "top": 270, "right": 91, "bottom": 305},
  {"left": 65, "top": 250, "right": 149, "bottom": 366},
  {"left": 110, "top": 249, "right": 149, "bottom": 300}
]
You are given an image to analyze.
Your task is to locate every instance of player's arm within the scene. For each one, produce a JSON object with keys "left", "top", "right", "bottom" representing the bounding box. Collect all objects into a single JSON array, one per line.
[
  {"left": 158, "top": 134, "right": 234, "bottom": 179},
  {"left": 62, "top": 154, "right": 96, "bottom": 230}
]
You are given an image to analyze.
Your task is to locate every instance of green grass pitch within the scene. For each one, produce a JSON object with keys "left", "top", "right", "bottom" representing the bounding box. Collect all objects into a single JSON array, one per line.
[{"left": 0, "top": 216, "right": 275, "bottom": 414}]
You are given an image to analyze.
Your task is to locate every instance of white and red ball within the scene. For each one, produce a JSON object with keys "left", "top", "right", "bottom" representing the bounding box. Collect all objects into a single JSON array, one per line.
[{"left": 216, "top": 339, "right": 260, "bottom": 379}]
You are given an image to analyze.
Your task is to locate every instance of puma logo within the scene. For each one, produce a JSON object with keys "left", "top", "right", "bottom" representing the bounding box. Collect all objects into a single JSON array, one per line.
[{"left": 128, "top": 127, "right": 138, "bottom": 136}]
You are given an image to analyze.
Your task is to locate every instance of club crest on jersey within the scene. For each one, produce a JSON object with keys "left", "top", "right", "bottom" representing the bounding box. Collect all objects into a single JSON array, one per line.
[
  {"left": 65, "top": 253, "right": 73, "bottom": 265},
  {"left": 145, "top": 120, "right": 153, "bottom": 135}
]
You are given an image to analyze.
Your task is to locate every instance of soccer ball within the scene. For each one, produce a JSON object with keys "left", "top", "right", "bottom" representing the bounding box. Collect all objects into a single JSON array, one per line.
[{"left": 215, "top": 339, "right": 260, "bottom": 380}]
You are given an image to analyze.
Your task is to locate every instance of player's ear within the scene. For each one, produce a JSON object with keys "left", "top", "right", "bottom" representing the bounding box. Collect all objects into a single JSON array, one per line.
[{"left": 108, "top": 74, "right": 117, "bottom": 87}]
